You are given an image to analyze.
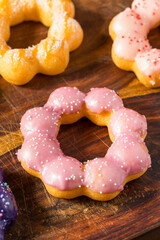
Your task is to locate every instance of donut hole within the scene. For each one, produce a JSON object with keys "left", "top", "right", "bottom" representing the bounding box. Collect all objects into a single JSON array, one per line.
[
  {"left": 8, "top": 21, "right": 48, "bottom": 49},
  {"left": 148, "top": 26, "right": 160, "bottom": 49},
  {"left": 58, "top": 118, "right": 111, "bottom": 163}
]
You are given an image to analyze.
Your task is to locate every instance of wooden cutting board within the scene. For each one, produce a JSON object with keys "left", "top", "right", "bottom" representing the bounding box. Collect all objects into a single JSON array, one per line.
[{"left": 0, "top": 0, "right": 160, "bottom": 239}]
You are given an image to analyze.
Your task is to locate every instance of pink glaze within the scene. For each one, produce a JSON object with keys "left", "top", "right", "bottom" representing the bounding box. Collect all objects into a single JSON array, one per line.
[
  {"left": 113, "top": 8, "right": 150, "bottom": 38},
  {"left": 20, "top": 107, "right": 60, "bottom": 138},
  {"left": 109, "top": 108, "right": 147, "bottom": 139},
  {"left": 85, "top": 88, "right": 123, "bottom": 113},
  {"left": 132, "top": 0, "right": 160, "bottom": 28},
  {"left": 42, "top": 156, "right": 83, "bottom": 190},
  {"left": 18, "top": 132, "right": 63, "bottom": 172},
  {"left": 113, "top": 35, "right": 151, "bottom": 61},
  {"left": 112, "top": 0, "right": 160, "bottom": 78},
  {"left": 84, "top": 158, "right": 127, "bottom": 194},
  {"left": 106, "top": 134, "right": 151, "bottom": 175},
  {"left": 18, "top": 87, "right": 151, "bottom": 194},
  {"left": 45, "top": 87, "right": 85, "bottom": 114},
  {"left": 135, "top": 49, "right": 160, "bottom": 85}
]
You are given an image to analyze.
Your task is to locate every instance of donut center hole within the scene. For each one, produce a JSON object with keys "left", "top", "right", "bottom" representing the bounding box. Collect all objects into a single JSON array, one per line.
[
  {"left": 148, "top": 26, "right": 160, "bottom": 49},
  {"left": 57, "top": 118, "right": 111, "bottom": 163},
  {"left": 8, "top": 21, "right": 48, "bottom": 49}
]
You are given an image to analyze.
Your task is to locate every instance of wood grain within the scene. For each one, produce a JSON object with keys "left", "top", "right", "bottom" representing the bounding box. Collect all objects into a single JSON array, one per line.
[{"left": 0, "top": 0, "right": 160, "bottom": 239}]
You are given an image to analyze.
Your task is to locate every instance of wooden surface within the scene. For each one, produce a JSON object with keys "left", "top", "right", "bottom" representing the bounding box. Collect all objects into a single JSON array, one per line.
[{"left": 0, "top": 0, "right": 160, "bottom": 239}]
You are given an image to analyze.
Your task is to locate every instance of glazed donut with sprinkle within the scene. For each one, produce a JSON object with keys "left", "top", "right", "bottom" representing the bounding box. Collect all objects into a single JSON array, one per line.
[{"left": 18, "top": 87, "right": 151, "bottom": 201}]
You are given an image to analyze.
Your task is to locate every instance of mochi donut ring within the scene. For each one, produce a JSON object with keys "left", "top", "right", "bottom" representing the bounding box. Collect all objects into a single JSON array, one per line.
[
  {"left": 109, "top": 0, "right": 160, "bottom": 88},
  {"left": 0, "top": 0, "right": 83, "bottom": 85},
  {"left": 0, "top": 167, "right": 18, "bottom": 240},
  {"left": 17, "top": 87, "right": 151, "bottom": 201}
]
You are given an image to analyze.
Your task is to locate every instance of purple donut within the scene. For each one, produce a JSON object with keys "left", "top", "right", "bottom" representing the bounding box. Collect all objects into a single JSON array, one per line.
[{"left": 0, "top": 167, "right": 17, "bottom": 240}]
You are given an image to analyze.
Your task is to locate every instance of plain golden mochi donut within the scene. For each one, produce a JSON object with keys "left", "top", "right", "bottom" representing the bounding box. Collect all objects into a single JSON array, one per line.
[
  {"left": 109, "top": 0, "right": 160, "bottom": 88},
  {"left": 0, "top": 0, "right": 83, "bottom": 85},
  {"left": 17, "top": 87, "right": 151, "bottom": 201}
]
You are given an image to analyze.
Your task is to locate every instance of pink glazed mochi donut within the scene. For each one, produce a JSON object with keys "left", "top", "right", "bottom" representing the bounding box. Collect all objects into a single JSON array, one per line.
[
  {"left": 17, "top": 87, "right": 151, "bottom": 201},
  {"left": 109, "top": 0, "right": 160, "bottom": 88}
]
